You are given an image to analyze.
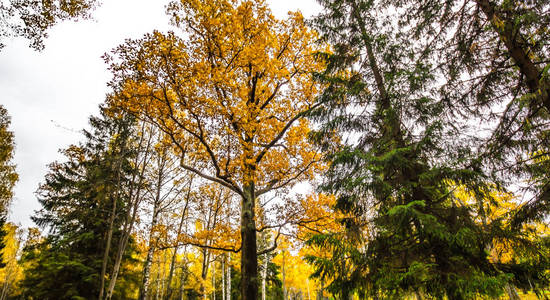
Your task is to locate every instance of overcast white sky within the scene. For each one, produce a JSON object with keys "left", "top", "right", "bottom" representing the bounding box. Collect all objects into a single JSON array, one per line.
[{"left": 0, "top": 0, "right": 321, "bottom": 229}]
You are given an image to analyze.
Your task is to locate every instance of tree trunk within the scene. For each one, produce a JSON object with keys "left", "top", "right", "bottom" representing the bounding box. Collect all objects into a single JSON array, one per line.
[
  {"left": 505, "top": 284, "right": 521, "bottom": 300},
  {"left": 222, "top": 257, "right": 225, "bottom": 300},
  {"left": 200, "top": 248, "right": 211, "bottom": 300},
  {"left": 317, "top": 277, "right": 324, "bottom": 300},
  {"left": 139, "top": 204, "right": 160, "bottom": 300},
  {"left": 160, "top": 250, "right": 167, "bottom": 300},
  {"left": 306, "top": 279, "right": 311, "bottom": 300},
  {"left": 226, "top": 254, "right": 231, "bottom": 300},
  {"left": 155, "top": 264, "right": 162, "bottom": 300},
  {"left": 0, "top": 262, "right": 14, "bottom": 300},
  {"left": 212, "top": 262, "right": 216, "bottom": 300},
  {"left": 262, "top": 255, "right": 267, "bottom": 300},
  {"left": 99, "top": 193, "right": 117, "bottom": 300},
  {"left": 240, "top": 183, "right": 258, "bottom": 300},
  {"left": 166, "top": 178, "right": 193, "bottom": 300},
  {"left": 106, "top": 129, "right": 152, "bottom": 300},
  {"left": 165, "top": 236, "right": 182, "bottom": 300},
  {"left": 282, "top": 250, "right": 287, "bottom": 300},
  {"left": 178, "top": 247, "right": 188, "bottom": 300},
  {"left": 139, "top": 148, "right": 169, "bottom": 300},
  {"left": 99, "top": 134, "right": 128, "bottom": 300},
  {"left": 476, "top": 0, "right": 550, "bottom": 112}
]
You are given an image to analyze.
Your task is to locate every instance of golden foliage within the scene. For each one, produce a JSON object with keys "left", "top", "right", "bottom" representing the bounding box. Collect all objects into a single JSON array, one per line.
[{"left": 107, "top": 0, "right": 326, "bottom": 193}]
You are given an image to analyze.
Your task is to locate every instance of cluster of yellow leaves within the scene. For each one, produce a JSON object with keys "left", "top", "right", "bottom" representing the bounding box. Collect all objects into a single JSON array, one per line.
[
  {"left": 272, "top": 236, "right": 322, "bottom": 300},
  {"left": 179, "top": 183, "right": 240, "bottom": 252},
  {"left": 107, "top": 0, "right": 327, "bottom": 190},
  {"left": 0, "top": 223, "right": 24, "bottom": 298},
  {"left": 452, "top": 185, "right": 550, "bottom": 264},
  {"left": 296, "top": 193, "right": 342, "bottom": 239}
]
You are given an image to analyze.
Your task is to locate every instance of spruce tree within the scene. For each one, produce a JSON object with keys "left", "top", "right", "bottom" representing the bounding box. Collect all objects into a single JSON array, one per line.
[
  {"left": 306, "top": 0, "right": 547, "bottom": 298},
  {"left": 20, "top": 107, "right": 140, "bottom": 300},
  {"left": 384, "top": 0, "right": 550, "bottom": 228}
]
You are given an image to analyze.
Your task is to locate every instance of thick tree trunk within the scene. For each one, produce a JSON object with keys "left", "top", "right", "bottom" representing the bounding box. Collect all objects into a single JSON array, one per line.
[{"left": 240, "top": 183, "right": 258, "bottom": 300}]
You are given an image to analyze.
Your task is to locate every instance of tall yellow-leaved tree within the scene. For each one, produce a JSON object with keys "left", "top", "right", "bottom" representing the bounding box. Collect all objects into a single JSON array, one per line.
[{"left": 105, "top": 0, "right": 324, "bottom": 298}]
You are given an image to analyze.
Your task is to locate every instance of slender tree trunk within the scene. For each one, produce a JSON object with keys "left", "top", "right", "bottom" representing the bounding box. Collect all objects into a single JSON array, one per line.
[
  {"left": 0, "top": 263, "right": 13, "bottom": 300},
  {"left": 212, "top": 262, "right": 216, "bottom": 300},
  {"left": 241, "top": 183, "right": 258, "bottom": 300},
  {"left": 505, "top": 284, "right": 521, "bottom": 300},
  {"left": 160, "top": 250, "right": 167, "bottom": 300},
  {"left": 282, "top": 250, "right": 287, "bottom": 300},
  {"left": 106, "top": 129, "right": 152, "bottom": 300},
  {"left": 99, "top": 193, "right": 117, "bottom": 300},
  {"left": 317, "top": 277, "right": 324, "bottom": 300},
  {"left": 262, "top": 255, "right": 267, "bottom": 300},
  {"left": 201, "top": 248, "right": 211, "bottom": 300},
  {"left": 139, "top": 205, "right": 160, "bottom": 300},
  {"left": 165, "top": 177, "right": 193, "bottom": 300},
  {"left": 165, "top": 239, "right": 180, "bottom": 300},
  {"left": 307, "top": 279, "right": 311, "bottom": 300},
  {"left": 156, "top": 263, "right": 162, "bottom": 300},
  {"left": 222, "top": 257, "right": 226, "bottom": 300},
  {"left": 178, "top": 247, "right": 188, "bottom": 300},
  {"left": 226, "top": 254, "right": 231, "bottom": 300},
  {"left": 105, "top": 188, "right": 142, "bottom": 300},
  {"left": 99, "top": 135, "right": 128, "bottom": 300},
  {"left": 140, "top": 149, "right": 168, "bottom": 300}
]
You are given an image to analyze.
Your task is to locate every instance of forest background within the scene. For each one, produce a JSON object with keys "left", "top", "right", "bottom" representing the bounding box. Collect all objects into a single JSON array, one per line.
[{"left": 0, "top": 0, "right": 549, "bottom": 299}]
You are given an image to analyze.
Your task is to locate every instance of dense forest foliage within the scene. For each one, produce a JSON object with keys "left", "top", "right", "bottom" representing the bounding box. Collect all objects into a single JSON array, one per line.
[{"left": 0, "top": 0, "right": 549, "bottom": 299}]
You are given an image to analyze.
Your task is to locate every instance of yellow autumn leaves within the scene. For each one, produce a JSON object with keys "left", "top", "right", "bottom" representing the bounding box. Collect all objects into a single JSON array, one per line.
[{"left": 107, "top": 0, "right": 326, "bottom": 190}]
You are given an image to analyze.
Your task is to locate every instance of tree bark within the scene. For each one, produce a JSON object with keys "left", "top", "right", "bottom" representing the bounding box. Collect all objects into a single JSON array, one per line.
[
  {"left": 222, "top": 257, "right": 225, "bottom": 300},
  {"left": 476, "top": 0, "right": 550, "bottom": 112},
  {"left": 505, "top": 284, "right": 521, "bottom": 300},
  {"left": 99, "top": 193, "right": 117, "bottom": 300},
  {"left": 106, "top": 125, "right": 152, "bottom": 300},
  {"left": 212, "top": 261, "right": 216, "bottom": 300},
  {"left": 240, "top": 183, "right": 258, "bottom": 300},
  {"left": 226, "top": 254, "right": 231, "bottom": 300},
  {"left": 165, "top": 183, "right": 192, "bottom": 300},
  {"left": 261, "top": 254, "right": 267, "bottom": 300},
  {"left": 139, "top": 202, "right": 161, "bottom": 300},
  {"left": 201, "top": 248, "right": 211, "bottom": 300},
  {"left": 282, "top": 250, "right": 287, "bottom": 300}
]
